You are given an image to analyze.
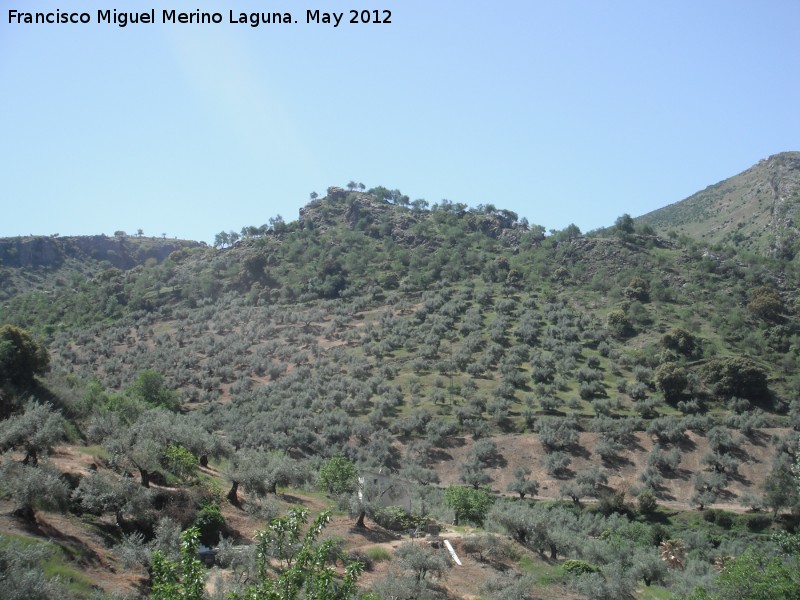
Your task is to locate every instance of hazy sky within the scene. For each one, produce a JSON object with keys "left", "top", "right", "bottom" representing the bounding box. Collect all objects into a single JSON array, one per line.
[{"left": 2, "top": 0, "right": 799, "bottom": 243}]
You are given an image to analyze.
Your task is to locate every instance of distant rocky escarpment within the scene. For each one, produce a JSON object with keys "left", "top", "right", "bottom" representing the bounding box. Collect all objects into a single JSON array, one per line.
[
  {"left": 0, "top": 234, "right": 202, "bottom": 271},
  {"left": 0, "top": 234, "right": 204, "bottom": 301}
]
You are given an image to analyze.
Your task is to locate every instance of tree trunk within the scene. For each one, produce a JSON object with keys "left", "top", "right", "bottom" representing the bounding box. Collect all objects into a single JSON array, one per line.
[
  {"left": 227, "top": 481, "right": 239, "bottom": 505},
  {"left": 355, "top": 509, "right": 366, "bottom": 528},
  {"left": 22, "top": 448, "right": 38, "bottom": 466},
  {"left": 13, "top": 504, "right": 36, "bottom": 523}
]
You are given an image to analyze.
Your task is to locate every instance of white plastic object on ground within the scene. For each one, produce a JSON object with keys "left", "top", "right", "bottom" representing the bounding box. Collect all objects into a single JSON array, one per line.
[{"left": 443, "top": 539, "right": 462, "bottom": 566}]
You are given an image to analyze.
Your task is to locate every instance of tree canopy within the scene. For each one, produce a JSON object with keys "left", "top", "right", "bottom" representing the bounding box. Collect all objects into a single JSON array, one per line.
[
  {"left": 444, "top": 485, "right": 493, "bottom": 526},
  {"left": 0, "top": 324, "right": 49, "bottom": 386}
]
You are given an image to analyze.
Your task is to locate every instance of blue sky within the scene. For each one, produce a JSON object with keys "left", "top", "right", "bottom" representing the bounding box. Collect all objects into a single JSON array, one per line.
[{"left": 2, "top": 0, "right": 799, "bottom": 243}]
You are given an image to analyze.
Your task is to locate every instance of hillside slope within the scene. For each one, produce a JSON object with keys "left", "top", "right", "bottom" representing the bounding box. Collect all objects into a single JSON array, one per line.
[
  {"left": 2, "top": 176, "right": 800, "bottom": 599},
  {"left": 0, "top": 234, "right": 203, "bottom": 302},
  {"left": 637, "top": 151, "right": 800, "bottom": 257}
]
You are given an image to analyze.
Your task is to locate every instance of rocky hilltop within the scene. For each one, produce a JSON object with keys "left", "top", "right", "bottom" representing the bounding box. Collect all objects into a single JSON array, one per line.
[{"left": 299, "top": 186, "right": 523, "bottom": 247}]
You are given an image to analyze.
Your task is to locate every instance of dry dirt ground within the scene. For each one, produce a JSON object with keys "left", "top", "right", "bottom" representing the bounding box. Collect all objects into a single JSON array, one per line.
[
  {"left": 321, "top": 519, "right": 582, "bottom": 600},
  {"left": 0, "top": 427, "right": 787, "bottom": 598},
  {"left": 432, "top": 428, "right": 787, "bottom": 511},
  {"left": 0, "top": 499, "right": 149, "bottom": 597}
]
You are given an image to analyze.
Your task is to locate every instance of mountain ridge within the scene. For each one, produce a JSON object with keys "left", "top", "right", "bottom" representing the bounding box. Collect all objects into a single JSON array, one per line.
[
  {"left": 637, "top": 151, "right": 800, "bottom": 257},
  {"left": 1, "top": 160, "right": 800, "bottom": 599},
  {"left": 0, "top": 234, "right": 202, "bottom": 302}
]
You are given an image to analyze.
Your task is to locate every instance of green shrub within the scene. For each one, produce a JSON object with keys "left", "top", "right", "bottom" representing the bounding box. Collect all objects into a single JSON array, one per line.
[
  {"left": 164, "top": 444, "right": 197, "bottom": 479},
  {"left": 346, "top": 549, "right": 373, "bottom": 571},
  {"left": 606, "top": 310, "right": 634, "bottom": 339},
  {"left": 0, "top": 324, "right": 49, "bottom": 386},
  {"left": 444, "top": 485, "right": 493, "bottom": 526},
  {"left": 365, "top": 546, "right": 391, "bottom": 562},
  {"left": 637, "top": 490, "right": 658, "bottom": 515},
  {"left": 742, "top": 514, "right": 772, "bottom": 533},
  {"left": 748, "top": 286, "right": 784, "bottom": 322},
  {"left": 655, "top": 363, "right": 688, "bottom": 402},
  {"left": 372, "top": 506, "right": 417, "bottom": 532},
  {"left": 622, "top": 277, "right": 650, "bottom": 302},
  {"left": 318, "top": 454, "right": 358, "bottom": 496},
  {"left": 562, "top": 559, "right": 600, "bottom": 575},
  {"left": 662, "top": 327, "right": 700, "bottom": 357},
  {"left": 195, "top": 502, "right": 225, "bottom": 546},
  {"left": 702, "top": 357, "right": 768, "bottom": 402},
  {"left": 129, "top": 370, "right": 179, "bottom": 411},
  {"left": 716, "top": 513, "right": 733, "bottom": 529}
]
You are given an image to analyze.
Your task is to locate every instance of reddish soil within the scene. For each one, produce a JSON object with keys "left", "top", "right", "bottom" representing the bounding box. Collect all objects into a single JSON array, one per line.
[
  {"left": 0, "top": 500, "right": 149, "bottom": 597},
  {"left": 319, "top": 517, "right": 581, "bottom": 599},
  {"left": 431, "top": 428, "right": 787, "bottom": 511},
  {"left": 1, "top": 426, "right": 787, "bottom": 598}
]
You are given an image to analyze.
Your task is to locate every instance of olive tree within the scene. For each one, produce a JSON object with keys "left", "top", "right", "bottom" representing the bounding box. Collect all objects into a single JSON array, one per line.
[
  {"left": 507, "top": 466, "right": 539, "bottom": 499},
  {"left": 225, "top": 448, "right": 297, "bottom": 505},
  {"left": 761, "top": 454, "right": 800, "bottom": 517},
  {"left": 0, "top": 460, "right": 69, "bottom": 522},
  {"left": 105, "top": 409, "right": 211, "bottom": 488},
  {"left": 394, "top": 541, "right": 450, "bottom": 582},
  {"left": 0, "top": 401, "right": 65, "bottom": 466},
  {"left": 0, "top": 533, "right": 73, "bottom": 599},
  {"left": 72, "top": 470, "right": 153, "bottom": 527},
  {"left": 488, "top": 501, "right": 577, "bottom": 559}
]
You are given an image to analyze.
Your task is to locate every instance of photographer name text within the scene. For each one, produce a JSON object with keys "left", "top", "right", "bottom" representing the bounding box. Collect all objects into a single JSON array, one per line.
[{"left": 8, "top": 8, "right": 392, "bottom": 28}]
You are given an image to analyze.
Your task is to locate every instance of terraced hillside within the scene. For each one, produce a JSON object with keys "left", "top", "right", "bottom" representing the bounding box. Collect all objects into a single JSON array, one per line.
[{"left": 1, "top": 173, "right": 800, "bottom": 599}]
